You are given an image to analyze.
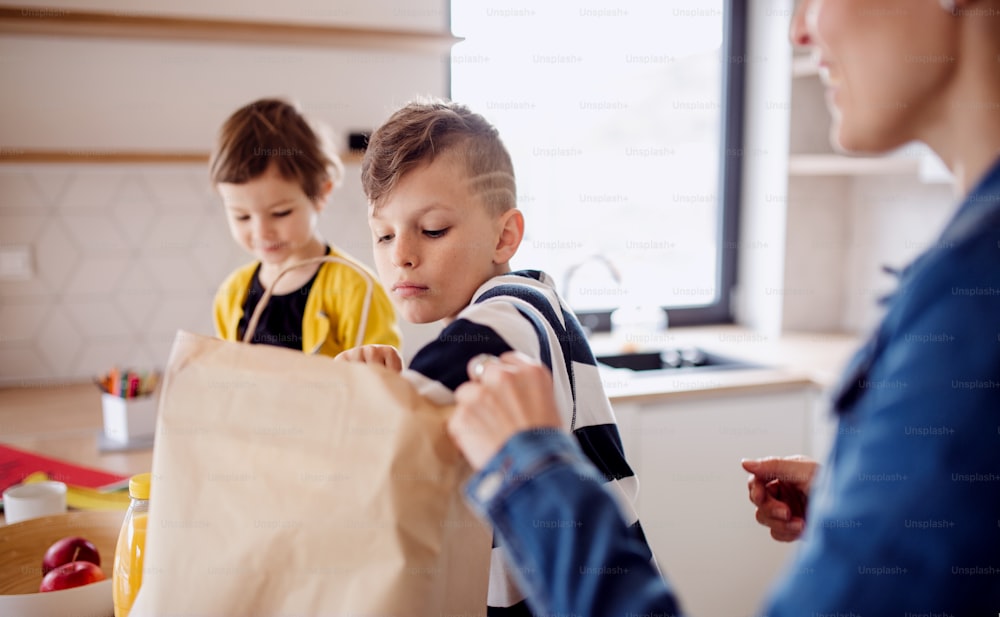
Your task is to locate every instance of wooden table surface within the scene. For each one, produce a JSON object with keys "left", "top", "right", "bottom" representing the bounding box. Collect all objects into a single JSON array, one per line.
[{"left": 1, "top": 383, "right": 153, "bottom": 524}]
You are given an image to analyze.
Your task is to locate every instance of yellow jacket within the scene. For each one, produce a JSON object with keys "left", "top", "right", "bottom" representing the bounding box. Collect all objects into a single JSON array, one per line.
[{"left": 213, "top": 248, "right": 401, "bottom": 357}]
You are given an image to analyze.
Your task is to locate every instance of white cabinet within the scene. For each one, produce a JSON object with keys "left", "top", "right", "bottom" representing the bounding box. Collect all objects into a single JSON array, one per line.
[{"left": 614, "top": 385, "right": 817, "bottom": 617}]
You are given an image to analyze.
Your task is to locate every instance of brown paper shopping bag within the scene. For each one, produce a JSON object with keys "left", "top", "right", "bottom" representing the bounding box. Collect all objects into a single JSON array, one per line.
[{"left": 129, "top": 329, "right": 491, "bottom": 616}]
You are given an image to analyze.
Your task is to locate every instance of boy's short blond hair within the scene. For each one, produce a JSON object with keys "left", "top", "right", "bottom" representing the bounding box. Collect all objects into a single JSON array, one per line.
[
  {"left": 361, "top": 99, "right": 516, "bottom": 215},
  {"left": 209, "top": 98, "right": 344, "bottom": 201}
]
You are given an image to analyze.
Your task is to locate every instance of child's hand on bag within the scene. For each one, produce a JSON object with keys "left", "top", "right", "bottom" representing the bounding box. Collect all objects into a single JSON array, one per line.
[{"left": 334, "top": 345, "right": 403, "bottom": 372}]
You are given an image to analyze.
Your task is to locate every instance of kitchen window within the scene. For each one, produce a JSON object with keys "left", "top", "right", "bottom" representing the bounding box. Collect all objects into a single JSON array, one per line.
[{"left": 451, "top": 0, "right": 745, "bottom": 328}]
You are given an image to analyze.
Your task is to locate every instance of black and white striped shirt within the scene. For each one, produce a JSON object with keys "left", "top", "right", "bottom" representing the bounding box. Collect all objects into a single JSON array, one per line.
[{"left": 403, "top": 270, "right": 653, "bottom": 616}]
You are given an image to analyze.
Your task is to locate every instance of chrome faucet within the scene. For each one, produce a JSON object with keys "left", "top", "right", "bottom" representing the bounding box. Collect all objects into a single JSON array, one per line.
[{"left": 561, "top": 253, "right": 623, "bottom": 307}]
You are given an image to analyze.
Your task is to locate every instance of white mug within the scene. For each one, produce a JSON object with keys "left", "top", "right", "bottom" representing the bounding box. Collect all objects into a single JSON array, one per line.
[{"left": 2, "top": 481, "right": 67, "bottom": 524}]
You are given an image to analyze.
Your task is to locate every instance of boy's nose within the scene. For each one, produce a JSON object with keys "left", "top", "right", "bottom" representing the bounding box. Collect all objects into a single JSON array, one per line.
[{"left": 391, "top": 235, "right": 417, "bottom": 268}]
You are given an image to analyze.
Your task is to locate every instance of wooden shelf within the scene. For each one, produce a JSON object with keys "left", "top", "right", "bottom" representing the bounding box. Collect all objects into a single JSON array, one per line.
[
  {"left": 787, "top": 154, "right": 920, "bottom": 177},
  {"left": 0, "top": 149, "right": 207, "bottom": 164},
  {"left": 0, "top": 149, "right": 365, "bottom": 165},
  {"left": 0, "top": 6, "right": 461, "bottom": 53}
]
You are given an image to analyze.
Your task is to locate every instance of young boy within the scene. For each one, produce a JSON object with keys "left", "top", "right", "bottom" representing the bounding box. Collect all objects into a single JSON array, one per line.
[
  {"left": 211, "top": 98, "right": 400, "bottom": 356},
  {"left": 339, "top": 99, "right": 654, "bottom": 616}
]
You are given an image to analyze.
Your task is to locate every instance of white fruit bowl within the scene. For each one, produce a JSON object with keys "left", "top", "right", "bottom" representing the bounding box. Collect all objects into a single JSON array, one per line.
[{"left": 0, "top": 510, "right": 124, "bottom": 617}]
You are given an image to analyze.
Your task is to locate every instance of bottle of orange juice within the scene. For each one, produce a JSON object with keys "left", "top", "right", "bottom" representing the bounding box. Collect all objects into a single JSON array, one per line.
[{"left": 113, "top": 473, "right": 150, "bottom": 617}]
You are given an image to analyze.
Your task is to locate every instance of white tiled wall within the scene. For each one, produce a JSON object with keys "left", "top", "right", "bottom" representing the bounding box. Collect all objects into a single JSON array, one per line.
[
  {"left": 781, "top": 175, "right": 851, "bottom": 333},
  {"left": 842, "top": 175, "right": 956, "bottom": 333},
  {"left": 0, "top": 165, "right": 236, "bottom": 384},
  {"left": 780, "top": 173, "right": 956, "bottom": 335}
]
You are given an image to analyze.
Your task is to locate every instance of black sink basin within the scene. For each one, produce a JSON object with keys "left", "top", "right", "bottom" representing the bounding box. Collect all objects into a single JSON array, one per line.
[{"left": 595, "top": 347, "right": 761, "bottom": 373}]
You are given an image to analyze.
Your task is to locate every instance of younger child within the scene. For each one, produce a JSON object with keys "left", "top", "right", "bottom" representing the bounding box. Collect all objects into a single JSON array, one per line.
[
  {"left": 341, "top": 99, "right": 654, "bottom": 616},
  {"left": 211, "top": 98, "right": 400, "bottom": 356}
]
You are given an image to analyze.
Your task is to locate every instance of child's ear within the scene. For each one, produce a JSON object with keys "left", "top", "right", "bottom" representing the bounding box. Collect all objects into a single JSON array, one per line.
[
  {"left": 313, "top": 179, "right": 335, "bottom": 211},
  {"left": 494, "top": 208, "right": 524, "bottom": 264}
]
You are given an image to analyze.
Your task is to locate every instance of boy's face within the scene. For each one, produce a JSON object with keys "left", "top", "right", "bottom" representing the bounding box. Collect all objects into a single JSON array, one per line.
[
  {"left": 217, "top": 164, "right": 324, "bottom": 268},
  {"left": 369, "top": 154, "right": 511, "bottom": 324}
]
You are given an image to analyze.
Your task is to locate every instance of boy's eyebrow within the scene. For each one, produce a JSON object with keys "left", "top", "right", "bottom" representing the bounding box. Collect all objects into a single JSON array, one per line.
[
  {"left": 224, "top": 197, "right": 295, "bottom": 211},
  {"left": 263, "top": 198, "right": 295, "bottom": 210},
  {"left": 370, "top": 202, "right": 452, "bottom": 220}
]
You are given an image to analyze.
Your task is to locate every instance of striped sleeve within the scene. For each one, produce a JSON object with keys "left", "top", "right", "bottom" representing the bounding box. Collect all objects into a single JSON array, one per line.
[{"left": 407, "top": 301, "right": 548, "bottom": 392}]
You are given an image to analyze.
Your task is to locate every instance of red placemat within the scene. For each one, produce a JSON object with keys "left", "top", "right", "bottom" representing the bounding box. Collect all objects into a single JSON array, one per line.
[{"left": 0, "top": 443, "right": 129, "bottom": 504}]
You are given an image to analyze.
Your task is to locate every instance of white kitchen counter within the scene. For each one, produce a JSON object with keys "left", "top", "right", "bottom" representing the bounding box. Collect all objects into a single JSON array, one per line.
[{"left": 590, "top": 325, "right": 860, "bottom": 404}]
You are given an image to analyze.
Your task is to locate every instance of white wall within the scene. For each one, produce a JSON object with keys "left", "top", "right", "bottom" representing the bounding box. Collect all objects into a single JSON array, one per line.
[
  {"left": 0, "top": 1, "right": 449, "bottom": 385},
  {"left": 735, "top": 0, "right": 793, "bottom": 336}
]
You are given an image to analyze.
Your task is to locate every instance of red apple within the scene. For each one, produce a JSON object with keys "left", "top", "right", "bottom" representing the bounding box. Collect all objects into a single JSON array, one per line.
[
  {"left": 39, "top": 560, "right": 106, "bottom": 592},
  {"left": 41, "top": 536, "right": 101, "bottom": 575}
]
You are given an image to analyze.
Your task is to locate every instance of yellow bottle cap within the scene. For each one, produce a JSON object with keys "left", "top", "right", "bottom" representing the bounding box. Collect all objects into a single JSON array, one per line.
[{"left": 129, "top": 473, "right": 151, "bottom": 500}]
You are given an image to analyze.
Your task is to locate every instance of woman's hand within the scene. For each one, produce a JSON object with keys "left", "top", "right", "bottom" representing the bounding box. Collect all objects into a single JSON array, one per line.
[
  {"left": 333, "top": 345, "right": 403, "bottom": 372},
  {"left": 447, "top": 351, "right": 563, "bottom": 470},
  {"left": 741, "top": 455, "right": 819, "bottom": 542}
]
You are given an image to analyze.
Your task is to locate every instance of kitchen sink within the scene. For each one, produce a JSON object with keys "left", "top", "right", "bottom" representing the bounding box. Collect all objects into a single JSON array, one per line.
[{"left": 595, "top": 347, "right": 762, "bottom": 374}]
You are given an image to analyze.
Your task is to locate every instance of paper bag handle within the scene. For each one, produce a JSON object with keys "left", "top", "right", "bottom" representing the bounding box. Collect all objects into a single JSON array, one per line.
[{"left": 242, "top": 256, "right": 374, "bottom": 350}]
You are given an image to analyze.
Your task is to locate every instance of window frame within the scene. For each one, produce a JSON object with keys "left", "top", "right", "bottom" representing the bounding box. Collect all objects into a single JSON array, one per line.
[{"left": 448, "top": 0, "right": 747, "bottom": 332}]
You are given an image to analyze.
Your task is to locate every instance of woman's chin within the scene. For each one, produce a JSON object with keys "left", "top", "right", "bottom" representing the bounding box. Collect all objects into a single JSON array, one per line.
[{"left": 830, "top": 124, "right": 895, "bottom": 157}]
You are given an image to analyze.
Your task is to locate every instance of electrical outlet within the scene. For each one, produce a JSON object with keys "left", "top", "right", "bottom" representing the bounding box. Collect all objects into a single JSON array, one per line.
[{"left": 0, "top": 245, "right": 33, "bottom": 280}]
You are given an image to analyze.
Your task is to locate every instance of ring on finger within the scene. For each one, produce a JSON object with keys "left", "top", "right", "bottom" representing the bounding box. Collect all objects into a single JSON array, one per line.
[{"left": 469, "top": 354, "right": 497, "bottom": 381}]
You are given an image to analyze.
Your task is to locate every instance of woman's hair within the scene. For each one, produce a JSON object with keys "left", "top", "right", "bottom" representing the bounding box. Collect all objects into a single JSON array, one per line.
[
  {"left": 209, "top": 98, "right": 344, "bottom": 201},
  {"left": 361, "top": 99, "right": 516, "bottom": 214}
]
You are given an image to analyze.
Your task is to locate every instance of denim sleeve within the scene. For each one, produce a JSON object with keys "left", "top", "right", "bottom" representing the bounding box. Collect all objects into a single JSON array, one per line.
[{"left": 465, "top": 430, "right": 685, "bottom": 617}]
